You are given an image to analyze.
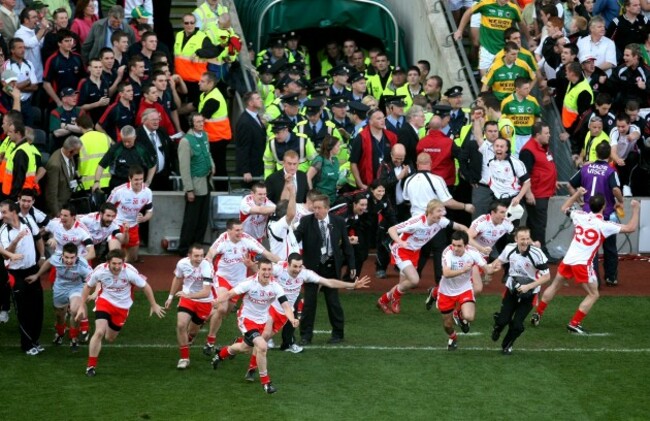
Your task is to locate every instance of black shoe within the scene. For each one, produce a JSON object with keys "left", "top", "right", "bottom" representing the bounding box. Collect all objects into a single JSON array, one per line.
[
  {"left": 424, "top": 287, "right": 436, "bottom": 311},
  {"left": 298, "top": 338, "right": 311, "bottom": 346},
  {"left": 263, "top": 382, "right": 277, "bottom": 394},
  {"left": 53, "top": 334, "right": 63, "bottom": 345},
  {"left": 567, "top": 323, "right": 588, "bottom": 335},
  {"left": 530, "top": 313, "right": 540, "bottom": 327},
  {"left": 447, "top": 338, "right": 458, "bottom": 351},
  {"left": 245, "top": 369, "right": 256, "bottom": 382},
  {"left": 85, "top": 367, "right": 96, "bottom": 377},
  {"left": 211, "top": 354, "right": 222, "bottom": 370},
  {"left": 79, "top": 331, "right": 89, "bottom": 343},
  {"left": 502, "top": 346, "right": 513, "bottom": 355},
  {"left": 491, "top": 326, "right": 501, "bottom": 342},
  {"left": 70, "top": 340, "right": 79, "bottom": 353},
  {"left": 327, "top": 337, "right": 343, "bottom": 344},
  {"left": 460, "top": 321, "right": 470, "bottom": 334},
  {"left": 203, "top": 343, "right": 215, "bottom": 356},
  {"left": 605, "top": 278, "right": 618, "bottom": 287}
]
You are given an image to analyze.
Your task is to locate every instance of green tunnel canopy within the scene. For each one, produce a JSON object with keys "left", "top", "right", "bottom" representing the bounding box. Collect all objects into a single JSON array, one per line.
[{"left": 234, "top": 0, "right": 408, "bottom": 68}]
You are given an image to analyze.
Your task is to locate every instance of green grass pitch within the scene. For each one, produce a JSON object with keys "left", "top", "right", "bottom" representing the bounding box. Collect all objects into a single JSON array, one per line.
[{"left": 1, "top": 292, "right": 649, "bottom": 420}]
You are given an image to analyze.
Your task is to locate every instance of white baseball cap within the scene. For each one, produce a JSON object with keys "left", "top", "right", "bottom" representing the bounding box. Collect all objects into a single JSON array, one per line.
[{"left": 507, "top": 204, "right": 525, "bottom": 222}]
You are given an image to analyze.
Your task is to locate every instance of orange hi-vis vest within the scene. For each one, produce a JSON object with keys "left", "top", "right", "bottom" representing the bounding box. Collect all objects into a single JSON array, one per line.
[
  {"left": 174, "top": 30, "right": 208, "bottom": 83},
  {"left": 199, "top": 87, "right": 231, "bottom": 142},
  {"left": 3, "top": 141, "right": 39, "bottom": 195}
]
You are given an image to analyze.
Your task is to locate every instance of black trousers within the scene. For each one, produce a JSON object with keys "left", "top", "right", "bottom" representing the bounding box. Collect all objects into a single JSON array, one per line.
[
  {"left": 494, "top": 288, "right": 534, "bottom": 350},
  {"left": 593, "top": 234, "right": 618, "bottom": 283},
  {"left": 525, "top": 197, "right": 549, "bottom": 252},
  {"left": 178, "top": 193, "right": 211, "bottom": 255},
  {"left": 375, "top": 229, "right": 391, "bottom": 271},
  {"left": 10, "top": 266, "right": 42, "bottom": 351},
  {"left": 417, "top": 227, "right": 450, "bottom": 284},
  {"left": 0, "top": 263, "right": 9, "bottom": 312},
  {"left": 300, "top": 259, "right": 344, "bottom": 341},
  {"left": 210, "top": 141, "right": 229, "bottom": 192},
  {"left": 280, "top": 299, "right": 301, "bottom": 349}
]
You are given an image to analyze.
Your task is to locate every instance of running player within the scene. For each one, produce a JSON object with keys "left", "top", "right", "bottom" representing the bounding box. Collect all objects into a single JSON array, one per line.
[
  {"left": 79, "top": 202, "right": 128, "bottom": 256},
  {"left": 202, "top": 219, "right": 279, "bottom": 355},
  {"left": 43, "top": 204, "right": 95, "bottom": 260},
  {"left": 377, "top": 199, "right": 467, "bottom": 314},
  {"left": 437, "top": 230, "right": 493, "bottom": 350},
  {"left": 244, "top": 253, "right": 370, "bottom": 381},
  {"left": 530, "top": 188, "right": 640, "bottom": 334},
  {"left": 26, "top": 243, "right": 93, "bottom": 351},
  {"left": 165, "top": 244, "right": 215, "bottom": 369},
  {"left": 107, "top": 165, "right": 153, "bottom": 263},
  {"left": 240, "top": 182, "right": 276, "bottom": 242},
  {"left": 77, "top": 250, "right": 165, "bottom": 377},
  {"left": 211, "top": 258, "right": 298, "bottom": 394}
]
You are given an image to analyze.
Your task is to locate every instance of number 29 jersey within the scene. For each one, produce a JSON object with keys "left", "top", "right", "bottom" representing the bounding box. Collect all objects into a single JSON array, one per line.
[{"left": 563, "top": 210, "right": 621, "bottom": 266}]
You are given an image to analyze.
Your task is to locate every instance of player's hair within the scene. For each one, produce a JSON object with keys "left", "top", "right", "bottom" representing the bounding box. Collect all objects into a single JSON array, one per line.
[
  {"left": 141, "top": 31, "right": 157, "bottom": 43},
  {"left": 425, "top": 199, "right": 444, "bottom": 215},
  {"left": 563, "top": 43, "right": 579, "bottom": 57},
  {"left": 88, "top": 57, "right": 102, "bottom": 67},
  {"left": 10, "top": 121, "right": 26, "bottom": 136},
  {"left": 151, "top": 51, "right": 167, "bottom": 64},
  {"left": 257, "top": 257, "right": 272, "bottom": 266},
  {"left": 514, "top": 226, "right": 531, "bottom": 237},
  {"left": 100, "top": 202, "right": 117, "bottom": 214},
  {"left": 62, "top": 242, "right": 78, "bottom": 255},
  {"left": 504, "top": 41, "right": 519, "bottom": 53},
  {"left": 8, "top": 37, "right": 24, "bottom": 53},
  {"left": 532, "top": 121, "right": 550, "bottom": 138},
  {"left": 18, "top": 188, "right": 37, "bottom": 199},
  {"left": 118, "top": 81, "right": 132, "bottom": 93},
  {"left": 151, "top": 70, "right": 166, "bottom": 81},
  {"left": 4, "top": 110, "right": 22, "bottom": 126},
  {"left": 61, "top": 203, "right": 78, "bottom": 217},
  {"left": 110, "top": 30, "right": 128, "bottom": 45},
  {"left": 128, "top": 165, "right": 145, "bottom": 178},
  {"left": 352, "top": 192, "right": 368, "bottom": 205},
  {"left": 251, "top": 182, "right": 266, "bottom": 193},
  {"left": 589, "top": 194, "right": 606, "bottom": 213},
  {"left": 368, "top": 179, "right": 386, "bottom": 191},
  {"left": 19, "top": 7, "right": 35, "bottom": 25},
  {"left": 490, "top": 200, "right": 508, "bottom": 213},
  {"left": 76, "top": 114, "right": 94, "bottom": 130},
  {"left": 451, "top": 230, "right": 469, "bottom": 245},
  {"left": 566, "top": 61, "right": 582, "bottom": 76},
  {"left": 503, "top": 27, "right": 520, "bottom": 41},
  {"left": 481, "top": 94, "right": 500, "bottom": 111},
  {"left": 99, "top": 47, "right": 114, "bottom": 59},
  {"left": 313, "top": 194, "right": 331, "bottom": 208},
  {"left": 407, "top": 65, "right": 421, "bottom": 76},
  {"left": 273, "top": 199, "right": 289, "bottom": 219},
  {"left": 242, "top": 91, "right": 259, "bottom": 106},
  {"left": 595, "top": 92, "right": 612, "bottom": 106},
  {"left": 625, "top": 99, "right": 640, "bottom": 112},
  {"left": 596, "top": 141, "right": 611, "bottom": 160},
  {"left": 616, "top": 114, "right": 631, "bottom": 124},
  {"left": 514, "top": 77, "right": 531, "bottom": 89},
  {"left": 142, "top": 82, "right": 157, "bottom": 96},
  {"left": 283, "top": 150, "right": 299, "bottom": 161},
  {"left": 0, "top": 199, "right": 19, "bottom": 214},
  {"left": 128, "top": 54, "right": 145, "bottom": 70},
  {"left": 226, "top": 218, "right": 242, "bottom": 230},
  {"left": 57, "top": 29, "right": 75, "bottom": 43},
  {"left": 106, "top": 249, "right": 125, "bottom": 261},
  {"left": 287, "top": 252, "right": 303, "bottom": 265},
  {"left": 189, "top": 243, "right": 204, "bottom": 254}
]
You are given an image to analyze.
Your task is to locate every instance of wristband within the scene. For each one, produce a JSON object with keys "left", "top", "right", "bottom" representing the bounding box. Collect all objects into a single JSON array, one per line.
[{"left": 167, "top": 294, "right": 173, "bottom": 300}]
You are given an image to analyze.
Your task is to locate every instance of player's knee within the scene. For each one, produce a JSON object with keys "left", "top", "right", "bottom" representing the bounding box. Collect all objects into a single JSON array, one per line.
[{"left": 256, "top": 342, "right": 268, "bottom": 354}]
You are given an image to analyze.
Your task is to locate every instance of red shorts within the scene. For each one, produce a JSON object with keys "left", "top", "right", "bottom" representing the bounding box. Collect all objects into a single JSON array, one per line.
[
  {"left": 49, "top": 266, "right": 56, "bottom": 283},
  {"left": 94, "top": 297, "right": 129, "bottom": 330},
  {"left": 390, "top": 247, "right": 420, "bottom": 271},
  {"left": 121, "top": 225, "right": 140, "bottom": 248},
  {"left": 178, "top": 297, "right": 212, "bottom": 322},
  {"left": 558, "top": 262, "right": 595, "bottom": 284},
  {"left": 216, "top": 276, "right": 241, "bottom": 304},
  {"left": 437, "top": 289, "right": 475, "bottom": 313},
  {"left": 269, "top": 305, "right": 288, "bottom": 334},
  {"left": 237, "top": 316, "right": 265, "bottom": 335}
]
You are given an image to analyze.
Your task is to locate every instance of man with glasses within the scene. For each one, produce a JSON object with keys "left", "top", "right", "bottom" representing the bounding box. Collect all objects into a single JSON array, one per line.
[{"left": 174, "top": 14, "right": 209, "bottom": 101}]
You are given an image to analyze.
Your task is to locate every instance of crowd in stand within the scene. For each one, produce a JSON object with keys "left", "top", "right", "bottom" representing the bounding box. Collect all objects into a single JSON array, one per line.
[{"left": 0, "top": 0, "right": 645, "bottom": 393}]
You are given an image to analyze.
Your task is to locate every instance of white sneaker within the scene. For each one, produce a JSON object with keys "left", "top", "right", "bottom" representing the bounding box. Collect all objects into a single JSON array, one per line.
[
  {"left": 177, "top": 358, "right": 190, "bottom": 369},
  {"left": 25, "top": 347, "right": 39, "bottom": 356},
  {"left": 267, "top": 338, "right": 275, "bottom": 349},
  {"left": 284, "top": 343, "right": 304, "bottom": 354},
  {"left": 623, "top": 185, "right": 632, "bottom": 197},
  {"left": 0, "top": 310, "right": 8, "bottom": 323}
]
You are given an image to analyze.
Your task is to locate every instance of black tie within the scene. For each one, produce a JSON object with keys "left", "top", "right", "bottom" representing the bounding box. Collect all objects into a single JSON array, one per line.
[
  {"left": 320, "top": 220, "right": 329, "bottom": 264},
  {"left": 311, "top": 124, "right": 317, "bottom": 133},
  {"left": 396, "top": 121, "right": 402, "bottom": 129}
]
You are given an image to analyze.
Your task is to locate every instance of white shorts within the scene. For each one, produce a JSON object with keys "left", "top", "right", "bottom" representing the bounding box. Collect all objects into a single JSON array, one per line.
[
  {"left": 449, "top": 0, "right": 474, "bottom": 11},
  {"left": 479, "top": 46, "right": 496, "bottom": 71},
  {"left": 512, "top": 134, "right": 532, "bottom": 158},
  {"left": 53, "top": 283, "right": 83, "bottom": 308},
  {"left": 470, "top": 12, "right": 481, "bottom": 28}
]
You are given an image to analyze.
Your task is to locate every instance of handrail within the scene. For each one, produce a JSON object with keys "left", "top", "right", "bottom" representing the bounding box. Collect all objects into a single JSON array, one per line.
[
  {"left": 169, "top": 175, "right": 264, "bottom": 193},
  {"left": 432, "top": 0, "right": 444, "bottom": 13}
]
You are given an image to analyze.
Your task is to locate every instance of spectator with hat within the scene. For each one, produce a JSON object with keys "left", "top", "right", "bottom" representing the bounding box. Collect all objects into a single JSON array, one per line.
[
  {"left": 276, "top": 93, "right": 304, "bottom": 127},
  {"left": 297, "top": 98, "right": 341, "bottom": 150},
  {"left": 129, "top": 3, "right": 153, "bottom": 27},
  {"left": 263, "top": 117, "right": 316, "bottom": 178},
  {"left": 265, "top": 76, "right": 300, "bottom": 121},
  {"left": 384, "top": 95, "right": 406, "bottom": 135},
  {"left": 284, "top": 62, "right": 304, "bottom": 81},
  {"left": 580, "top": 53, "right": 608, "bottom": 95},
  {"left": 256, "top": 36, "right": 289, "bottom": 67},
  {"left": 285, "top": 31, "right": 309, "bottom": 74},
  {"left": 382, "top": 66, "right": 406, "bottom": 97},
  {"left": 330, "top": 96, "right": 354, "bottom": 140},
  {"left": 49, "top": 87, "right": 84, "bottom": 149},
  {"left": 445, "top": 85, "right": 468, "bottom": 139},
  {"left": 348, "top": 100, "right": 369, "bottom": 138},
  {"left": 349, "top": 71, "right": 367, "bottom": 103},
  {"left": 256, "top": 62, "right": 276, "bottom": 108}
]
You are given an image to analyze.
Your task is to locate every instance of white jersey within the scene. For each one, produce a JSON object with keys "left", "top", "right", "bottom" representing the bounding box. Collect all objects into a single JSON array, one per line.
[
  {"left": 267, "top": 217, "right": 299, "bottom": 260},
  {"left": 390, "top": 214, "right": 451, "bottom": 251},
  {"left": 478, "top": 140, "right": 496, "bottom": 184},
  {"left": 563, "top": 210, "right": 621, "bottom": 265},
  {"left": 292, "top": 203, "right": 313, "bottom": 228},
  {"left": 609, "top": 125, "right": 640, "bottom": 160},
  {"left": 234, "top": 276, "right": 286, "bottom": 324},
  {"left": 79, "top": 212, "right": 121, "bottom": 245},
  {"left": 470, "top": 214, "right": 514, "bottom": 256},
  {"left": 174, "top": 257, "right": 215, "bottom": 303},
  {"left": 108, "top": 182, "right": 153, "bottom": 226},
  {"left": 270, "top": 262, "right": 321, "bottom": 314},
  {"left": 402, "top": 172, "right": 453, "bottom": 216},
  {"left": 439, "top": 245, "right": 486, "bottom": 296},
  {"left": 240, "top": 194, "right": 275, "bottom": 240},
  {"left": 487, "top": 157, "right": 527, "bottom": 198},
  {"left": 498, "top": 243, "right": 549, "bottom": 293},
  {"left": 49, "top": 254, "right": 93, "bottom": 289},
  {"left": 18, "top": 206, "right": 48, "bottom": 235},
  {"left": 0, "top": 222, "right": 37, "bottom": 269},
  {"left": 210, "top": 231, "right": 266, "bottom": 287},
  {"left": 45, "top": 218, "right": 93, "bottom": 256},
  {"left": 86, "top": 262, "right": 147, "bottom": 309}
]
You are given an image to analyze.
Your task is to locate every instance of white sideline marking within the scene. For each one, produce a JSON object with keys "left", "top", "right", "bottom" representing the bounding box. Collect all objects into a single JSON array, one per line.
[{"left": 66, "top": 344, "right": 650, "bottom": 353}]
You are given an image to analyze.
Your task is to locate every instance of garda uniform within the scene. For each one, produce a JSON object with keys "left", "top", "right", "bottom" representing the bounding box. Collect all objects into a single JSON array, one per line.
[
  {"left": 79, "top": 130, "right": 112, "bottom": 190},
  {"left": 445, "top": 86, "right": 470, "bottom": 139},
  {"left": 256, "top": 62, "right": 276, "bottom": 108},
  {"left": 297, "top": 99, "right": 342, "bottom": 150},
  {"left": 263, "top": 118, "right": 317, "bottom": 178},
  {"left": 174, "top": 29, "right": 208, "bottom": 83}
]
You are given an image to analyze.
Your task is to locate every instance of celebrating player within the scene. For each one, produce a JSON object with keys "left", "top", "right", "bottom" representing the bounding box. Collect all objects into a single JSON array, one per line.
[
  {"left": 377, "top": 199, "right": 467, "bottom": 314},
  {"left": 77, "top": 250, "right": 165, "bottom": 377},
  {"left": 530, "top": 189, "right": 640, "bottom": 334},
  {"left": 437, "top": 230, "right": 493, "bottom": 350},
  {"left": 43, "top": 204, "right": 95, "bottom": 260},
  {"left": 165, "top": 244, "right": 215, "bottom": 369},
  {"left": 78, "top": 202, "right": 129, "bottom": 256},
  {"left": 211, "top": 258, "right": 298, "bottom": 394}
]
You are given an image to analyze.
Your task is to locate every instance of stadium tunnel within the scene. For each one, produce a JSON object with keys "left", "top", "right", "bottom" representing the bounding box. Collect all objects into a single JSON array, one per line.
[{"left": 234, "top": 0, "right": 409, "bottom": 75}]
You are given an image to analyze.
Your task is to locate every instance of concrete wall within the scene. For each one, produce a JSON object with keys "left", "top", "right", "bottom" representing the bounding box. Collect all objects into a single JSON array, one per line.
[{"left": 146, "top": 193, "right": 642, "bottom": 256}]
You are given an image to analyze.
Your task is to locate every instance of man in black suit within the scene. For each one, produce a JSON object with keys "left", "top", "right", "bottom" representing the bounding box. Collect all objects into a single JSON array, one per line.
[
  {"left": 265, "top": 150, "right": 308, "bottom": 204},
  {"left": 294, "top": 195, "right": 355, "bottom": 344},
  {"left": 397, "top": 104, "right": 426, "bottom": 166},
  {"left": 235, "top": 92, "right": 266, "bottom": 187},
  {"left": 136, "top": 108, "right": 176, "bottom": 191}
]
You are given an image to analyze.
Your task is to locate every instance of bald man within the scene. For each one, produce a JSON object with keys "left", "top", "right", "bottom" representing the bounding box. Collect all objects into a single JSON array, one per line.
[{"left": 378, "top": 143, "right": 412, "bottom": 221}]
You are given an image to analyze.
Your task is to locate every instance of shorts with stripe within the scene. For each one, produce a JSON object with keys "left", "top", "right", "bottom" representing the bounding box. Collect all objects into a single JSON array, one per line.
[
  {"left": 390, "top": 247, "right": 420, "bottom": 272},
  {"left": 178, "top": 296, "right": 213, "bottom": 324},
  {"left": 269, "top": 305, "right": 288, "bottom": 334},
  {"left": 558, "top": 261, "right": 595, "bottom": 284},
  {"left": 94, "top": 297, "right": 129, "bottom": 331},
  {"left": 437, "top": 289, "right": 475, "bottom": 313}
]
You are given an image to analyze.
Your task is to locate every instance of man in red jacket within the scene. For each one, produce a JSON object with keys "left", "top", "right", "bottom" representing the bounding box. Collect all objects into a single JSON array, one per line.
[
  {"left": 519, "top": 122, "right": 558, "bottom": 260},
  {"left": 350, "top": 108, "right": 397, "bottom": 189},
  {"left": 417, "top": 115, "right": 461, "bottom": 189}
]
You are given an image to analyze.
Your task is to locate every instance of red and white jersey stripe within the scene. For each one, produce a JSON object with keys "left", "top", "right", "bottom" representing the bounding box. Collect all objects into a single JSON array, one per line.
[
  {"left": 239, "top": 194, "right": 275, "bottom": 241},
  {"left": 234, "top": 276, "right": 286, "bottom": 324},
  {"left": 209, "top": 231, "right": 265, "bottom": 287},
  {"left": 45, "top": 218, "right": 93, "bottom": 256},
  {"left": 174, "top": 258, "right": 215, "bottom": 303},
  {"left": 270, "top": 262, "right": 320, "bottom": 313},
  {"left": 86, "top": 262, "right": 147, "bottom": 309},
  {"left": 470, "top": 214, "right": 514, "bottom": 256},
  {"left": 563, "top": 210, "right": 621, "bottom": 265},
  {"left": 108, "top": 182, "right": 153, "bottom": 226},
  {"left": 390, "top": 214, "right": 451, "bottom": 252},
  {"left": 439, "top": 245, "right": 486, "bottom": 296}
]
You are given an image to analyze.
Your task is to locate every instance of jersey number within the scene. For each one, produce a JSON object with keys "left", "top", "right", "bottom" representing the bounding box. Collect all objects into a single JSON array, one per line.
[{"left": 574, "top": 226, "right": 599, "bottom": 246}]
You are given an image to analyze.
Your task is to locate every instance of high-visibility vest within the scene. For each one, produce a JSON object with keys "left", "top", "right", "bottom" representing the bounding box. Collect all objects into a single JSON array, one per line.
[
  {"left": 193, "top": 2, "right": 228, "bottom": 29},
  {"left": 562, "top": 79, "right": 593, "bottom": 130},
  {"left": 366, "top": 69, "right": 392, "bottom": 100},
  {"left": 203, "top": 24, "right": 239, "bottom": 63},
  {"left": 0, "top": 136, "right": 15, "bottom": 187},
  {"left": 174, "top": 30, "right": 208, "bottom": 83},
  {"left": 199, "top": 87, "right": 231, "bottom": 142},
  {"left": 3, "top": 141, "right": 38, "bottom": 195},
  {"left": 79, "top": 131, "right": 112, "bottom": 189}
]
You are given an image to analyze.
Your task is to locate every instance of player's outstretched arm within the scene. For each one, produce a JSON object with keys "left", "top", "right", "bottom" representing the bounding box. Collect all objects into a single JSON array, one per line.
[
  {"left": 620, "top": 200, "right": 640, "bottom": 234},
  {"left": 319, "top": 275, "right": 371, "bottom": 290},
  {"left": 142, "top": 283, "right": 166, "bottom": 318},
  {"left": 25, "top": 260, "right": 52, "bottom": 283},
  {"left": 280, "top": 299, "right": 299, "bottom": 327},
  {"left": 561, "top": 187, "right": 586, "bottom": 214}
]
